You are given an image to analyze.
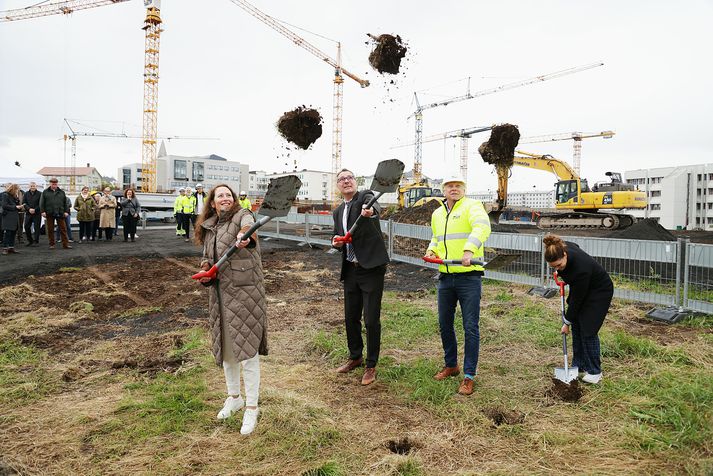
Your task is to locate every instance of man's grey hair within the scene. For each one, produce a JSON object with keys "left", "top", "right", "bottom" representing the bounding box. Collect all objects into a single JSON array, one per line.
[{"left": 337, "top": 168, "right": 354, "bottom": 178}]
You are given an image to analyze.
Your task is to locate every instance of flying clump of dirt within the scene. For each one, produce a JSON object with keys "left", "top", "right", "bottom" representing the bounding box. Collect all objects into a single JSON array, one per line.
[
  {"left": 367, "top": 33, "right": 408, "bottom": 75},
  {"left": 478, "top": 123, "right": 521, "bottom": 168},
  {"left": 276, "top": 106, "right": 323, "bottom": 150}
]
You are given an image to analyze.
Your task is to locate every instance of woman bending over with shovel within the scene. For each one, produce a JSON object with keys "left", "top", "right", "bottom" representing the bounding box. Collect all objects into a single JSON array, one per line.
[
  {"left": 194, "top": 184, "right": 267, "bottom": 434},
  {"left": 544, "top": 234, "right": 613, "bottom": 384}
]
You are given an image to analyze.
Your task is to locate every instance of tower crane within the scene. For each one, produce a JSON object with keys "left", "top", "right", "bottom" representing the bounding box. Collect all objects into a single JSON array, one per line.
[
  {"left": 519, "top": 130, "right": 615, "bottom": 175},
  {"left": 408, "top": 62, "right": 604, "bottom": 185},
  {"left": 226, "top": 0, "right": 369, "bottom": 206},
  {"left": 2, "top": 0, "right": 165, "bottom": 193},
  {"left": 0, "top": 0, "right": 129, "bottom": 22}
]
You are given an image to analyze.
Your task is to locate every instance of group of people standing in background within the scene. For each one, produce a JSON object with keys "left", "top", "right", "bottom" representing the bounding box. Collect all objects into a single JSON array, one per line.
[
  {"left": 175, "top": 184, "right": 250, "bottom": 243},
  {"left": 0, "top": 178, "right": 144, "bottom": 254}
]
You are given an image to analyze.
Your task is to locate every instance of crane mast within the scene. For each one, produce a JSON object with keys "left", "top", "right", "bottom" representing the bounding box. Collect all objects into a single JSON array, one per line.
[
  {"left": 140, "top": 2, "right": 162, "bottom": 192},
  {"left": 332, "top": 43, "right": 344, "bottom": 205},
  {"left": 409, "top": 62, "right": 604, "bottom": 183}
]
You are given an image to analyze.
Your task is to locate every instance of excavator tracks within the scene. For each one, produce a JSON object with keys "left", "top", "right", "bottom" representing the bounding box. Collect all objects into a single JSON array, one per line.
[{"left": 536, "top": 212, "right": 635, "bottom": 230}]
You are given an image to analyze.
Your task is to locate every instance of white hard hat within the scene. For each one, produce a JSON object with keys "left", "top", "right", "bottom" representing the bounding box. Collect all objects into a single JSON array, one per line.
[
  {"left": 442, "top": 174, "right": 466, "bottom": 186},
  {"left": 195, "top": 183, "right": 203, "bottom": 188},
  {"left": 178, "top": 187, "right": 185, "bottom": 192},
  {"left": 240, "top": 191, "right": 247, "bottom": 195}
]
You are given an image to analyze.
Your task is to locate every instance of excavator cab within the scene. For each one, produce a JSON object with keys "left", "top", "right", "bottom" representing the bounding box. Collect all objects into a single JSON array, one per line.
[
  {"left": 592, "top": 171, "right": 637, "bottom": 192},
  {"left": 555, "top": 180, "right": 579, "bottom": 205}
]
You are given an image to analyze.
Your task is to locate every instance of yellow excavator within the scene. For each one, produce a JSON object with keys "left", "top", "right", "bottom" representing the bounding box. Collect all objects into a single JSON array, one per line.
[
  {"left": 490, "top": 151, "right": 647, "bottom": 229},
  {"left": 397, "top": 180, "right": 443, "bottom": 208}
]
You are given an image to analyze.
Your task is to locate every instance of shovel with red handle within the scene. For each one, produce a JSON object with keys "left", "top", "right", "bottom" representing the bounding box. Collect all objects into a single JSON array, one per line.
[
  {"left": 553, "top": 271, "right": 578, "bottom": 383},
  {"left": 422, "top": 253, "right": 520, "bottom": 270},
  {"left": 333, "top": 159, "right": 404, "bottom": 244},
  {"left": 191, "top": 175, "right": 302, "bottom": 281}
]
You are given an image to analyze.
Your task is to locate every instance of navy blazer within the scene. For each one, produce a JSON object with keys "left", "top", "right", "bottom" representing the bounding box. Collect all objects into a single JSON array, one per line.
[{"left": 332, "top": 190, "right": 389, "bottom": 281}]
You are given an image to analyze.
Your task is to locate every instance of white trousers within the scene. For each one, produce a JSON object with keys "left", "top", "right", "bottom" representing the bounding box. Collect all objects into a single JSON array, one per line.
[{"left": 222, "top": 322, "right": 260, "bottom": 407}]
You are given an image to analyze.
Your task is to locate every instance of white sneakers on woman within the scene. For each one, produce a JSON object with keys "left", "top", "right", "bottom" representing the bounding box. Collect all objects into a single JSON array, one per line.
[
  {"left": 582, "top": 372, "right": 603, "bottom": 384},
  {"left": 240, "top": 408, "right": 259, "bottom": 435},
  {"left": 217, "top": 396, "right": 244, "bottom": 420},
  {"left": 217, "top": 396, "right": 259, "bottom": 435}
]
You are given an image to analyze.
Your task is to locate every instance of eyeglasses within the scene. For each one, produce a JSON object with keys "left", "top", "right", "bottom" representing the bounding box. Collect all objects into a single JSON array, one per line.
[{"left": 337, "top": 175, "right": 355, "bottom": 183}]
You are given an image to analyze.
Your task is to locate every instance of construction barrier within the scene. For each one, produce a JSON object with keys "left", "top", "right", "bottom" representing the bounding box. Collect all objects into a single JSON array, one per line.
[{"left": 257, "top": 213, "right": 713, "bottom": 315}]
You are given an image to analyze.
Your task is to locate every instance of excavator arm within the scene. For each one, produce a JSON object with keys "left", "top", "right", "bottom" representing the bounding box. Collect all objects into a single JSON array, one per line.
[{"left": 512, "top": 151, "right": 578, "bottom": 181}]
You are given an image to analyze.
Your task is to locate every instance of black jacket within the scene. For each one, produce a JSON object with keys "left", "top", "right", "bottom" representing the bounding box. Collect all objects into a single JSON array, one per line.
[
  {"left": 558, "top": 241, "right": 614, "bottom": 337},
  {"left": 40, "top": 187, "right": 69, "bottom": 217},
  {"left": 23, "top": 189, "right": 41, "bottom": 213},
  {"left": 332, "top": 190, "right": 389, "bottom": 281},
  {"left": 1, "top": 192, "right": 20, "bottom": 232}
]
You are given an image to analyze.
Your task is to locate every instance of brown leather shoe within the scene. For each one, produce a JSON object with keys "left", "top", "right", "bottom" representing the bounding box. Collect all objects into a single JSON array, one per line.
[
  {"left": 458, "top": 377, "right": 475, "bottom": 395},
  {"left": 434, "top": 366, "right": 460, "bottom": 381},
  {"left": 336, "top": 358, "right": 363, "bottom": 373},
  {"left": 361, "top": 367, "right": 377, "bottom": 386}
]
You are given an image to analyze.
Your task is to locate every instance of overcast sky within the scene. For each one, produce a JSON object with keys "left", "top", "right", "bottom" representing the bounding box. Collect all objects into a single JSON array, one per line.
[{"left": 1, "top": 0, "right": 711, "bottom": 193}]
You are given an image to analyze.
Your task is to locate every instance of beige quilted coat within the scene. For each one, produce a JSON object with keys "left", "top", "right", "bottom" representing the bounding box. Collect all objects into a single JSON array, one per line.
[{"left": 200, "top": 208, "right": 267, "bottom": 365}]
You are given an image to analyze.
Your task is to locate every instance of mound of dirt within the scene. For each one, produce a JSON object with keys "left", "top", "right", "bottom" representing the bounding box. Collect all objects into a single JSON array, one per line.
[
  {"left": 607, "top": 218, "right": 676, "bottom": 241},
  {"left": 277, "top": 106, "right": 323, "bottom": 150},
  {"left": 478, "top": 124, "right": 520, "bottom": 168},
  {"left": 547, "top": 378, "right": 583, "bottom": 402},
  {"left": 382, "top": 199, "right": 441, "bottom": 226},
  {"left": 367, "top": 33, "right": 407, "bottom": 75},
  {"left": 386, "top": 437, "right": 417, "bottom": 454}
]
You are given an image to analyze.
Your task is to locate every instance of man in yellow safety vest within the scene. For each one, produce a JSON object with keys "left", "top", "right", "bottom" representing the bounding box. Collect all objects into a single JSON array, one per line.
[
  {"left": 239, "top": 191, "right": 251, "bottom": 210},
  {"left": 425, "top": 174, "right": 491, "bottom": 396},
  {"left": 180, "top": 187, "right": 196, "bottom": 242},
  {"left": 174, "top": 188, "right": 186, "bottom": 237}
]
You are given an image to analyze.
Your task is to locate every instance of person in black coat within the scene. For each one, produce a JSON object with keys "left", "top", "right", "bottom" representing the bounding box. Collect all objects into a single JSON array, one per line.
[
  {"left": 331, "top": 168, "right": 389, "bottom": 386},
  {"left": 544, "top": 234, "right": 613, "bottom": 384},
  {"left": 23, "top": 182, "right": 42, "bottom": 246},
  {"left": 1, "top": 184, "right": 24, "bottom": 254}
]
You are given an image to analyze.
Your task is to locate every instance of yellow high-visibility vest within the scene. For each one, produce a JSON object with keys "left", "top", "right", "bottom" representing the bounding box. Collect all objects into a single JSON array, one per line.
[
  {"left": 239, "top": 197, "right": 251, "bottom": 210},
  {"left": 427, "top": 198, "right": 491, "bottom": 273},
  {"left": 181, "top": 194, "right": 196, "bottom": 214}
]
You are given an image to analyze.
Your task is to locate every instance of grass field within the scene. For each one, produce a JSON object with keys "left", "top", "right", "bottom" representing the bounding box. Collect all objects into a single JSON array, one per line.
[{"left": 0, "top": 254, "right": 711, "bottom": 475}]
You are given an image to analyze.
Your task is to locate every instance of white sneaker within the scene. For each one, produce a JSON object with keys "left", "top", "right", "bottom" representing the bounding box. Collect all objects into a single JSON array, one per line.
[
  {"left": 217, "top": 396, "right": 244, "bottom": 420},
  {"left": 240, "top": 408, "right": 259, "bottom": 435},
  {"left": 582, "top": 372, "right": 603, "bottom": 384}
]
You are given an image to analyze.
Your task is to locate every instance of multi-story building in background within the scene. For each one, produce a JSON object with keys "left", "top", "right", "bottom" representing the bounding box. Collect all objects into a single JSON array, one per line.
[
  {"left": 626, "top": 163, "right": 713, "bottom": 230},
  {"left": 37, "top": 165, "right": 103, "bottom": 191},
  {"left": 118, "top": 143, "right": 249, "bottom": 194},
  {"left": 248, "top": 171, "right": 270, "bottom": 197},
  {"left": 266, "top": 169, "right": 334, "bottom": 202},
  {"left": 468, "top": 190, "right": 555, "bottom": 208}
]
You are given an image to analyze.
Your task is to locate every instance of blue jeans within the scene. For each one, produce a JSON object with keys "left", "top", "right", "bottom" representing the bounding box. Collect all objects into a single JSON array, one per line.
[{"left": 437, "top": 273, "right": 482, "bottom": 376}]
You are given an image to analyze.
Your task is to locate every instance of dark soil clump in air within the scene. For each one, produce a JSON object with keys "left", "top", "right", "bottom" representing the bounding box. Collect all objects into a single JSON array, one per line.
[
  {"left": 367, "top": 33, "right": 408, "bottom": 75},
  {"left": 547, "top": 377, "right": 583, "bottom": 402},
  {"left": 483, "top": 407, "right": 525, "bottom": 426},
  {"left": 607, "top": 218, "right": 676, "bottom": 241},
  {"left": 478, "top": 123, "right": 521, "bottom": 168},
  {"left": 276, "top": 106, "right": 322, "bottom": 150}
]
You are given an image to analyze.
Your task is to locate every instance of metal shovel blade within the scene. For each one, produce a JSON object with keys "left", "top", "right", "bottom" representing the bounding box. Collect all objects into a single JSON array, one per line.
[
  {"left": 483, "top": 253, "right": 520, "bottom": 270},
  {"left": 368, "top": 159, "right": 405, "bottom": 193},
  {"left": 257, "top": 175, "right": 303, "bottom": 218},
  {"left": 554, "top": 366, "right": 579, "bottom": 384}
]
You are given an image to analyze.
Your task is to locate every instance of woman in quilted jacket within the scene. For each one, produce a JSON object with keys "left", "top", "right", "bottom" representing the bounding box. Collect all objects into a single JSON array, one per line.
[{"left": 194, "top": 184, "right": 266, "bottom": 435}]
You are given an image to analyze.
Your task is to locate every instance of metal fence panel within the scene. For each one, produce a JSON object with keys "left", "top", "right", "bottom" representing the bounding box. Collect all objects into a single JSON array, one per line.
[{"left": 685, "top": 242, "right": 713, "bottom": 314}]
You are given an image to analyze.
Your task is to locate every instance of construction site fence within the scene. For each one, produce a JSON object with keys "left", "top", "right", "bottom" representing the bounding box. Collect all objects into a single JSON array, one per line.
[{"left": 257, "top": 213, "right": 713, "bottom": 315}]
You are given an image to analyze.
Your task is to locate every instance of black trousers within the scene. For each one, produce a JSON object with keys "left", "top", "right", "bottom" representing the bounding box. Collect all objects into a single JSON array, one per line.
[
  {"left": 180, "top": 213, "right": 192, "bottom": 238},
  {"left": 343, "top": 263, "right": 386, "bottom": 368},
  {"left": 24, "top": 213, "right": 41, "bottom": 243},
  {"left": 79, "top": 221, "right": 92, "bottom": 240},
  {"left": 123, "top": 215, "right": 138, "bottom": 240}
]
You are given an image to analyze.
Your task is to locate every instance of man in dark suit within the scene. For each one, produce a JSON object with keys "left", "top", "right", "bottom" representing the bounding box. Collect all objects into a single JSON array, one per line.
[{"left": 331, "top": 168, "right": 389, "bottom": 386}]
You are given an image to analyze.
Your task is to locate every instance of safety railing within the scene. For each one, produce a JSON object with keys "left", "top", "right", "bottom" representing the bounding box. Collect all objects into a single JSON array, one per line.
[{"left": 257, "top": 213, "right": 712, "bottom": 314}]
